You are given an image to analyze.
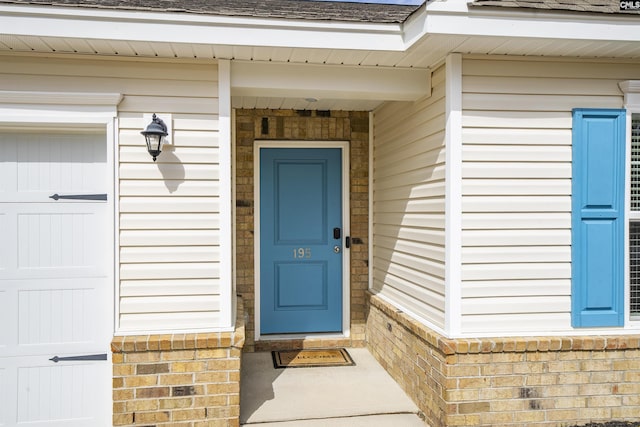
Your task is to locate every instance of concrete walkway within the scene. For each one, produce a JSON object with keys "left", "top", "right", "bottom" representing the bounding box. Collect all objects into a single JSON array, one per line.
[{"left": 240, "top": 348, "right": 427, "bottom": 426}]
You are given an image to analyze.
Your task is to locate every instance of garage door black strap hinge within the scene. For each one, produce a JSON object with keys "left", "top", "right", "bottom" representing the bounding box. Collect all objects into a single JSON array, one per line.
[
  {"left": 49, "top": 193, "right": 107, "bottom": 201},
  {"left": 49, "top": 353, "right": 108, "bottom": 363}
]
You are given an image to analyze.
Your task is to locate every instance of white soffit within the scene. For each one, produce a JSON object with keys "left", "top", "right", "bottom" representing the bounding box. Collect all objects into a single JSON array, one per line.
[{"left": 231, "top": 61, "right": 431, "bottom": 102}]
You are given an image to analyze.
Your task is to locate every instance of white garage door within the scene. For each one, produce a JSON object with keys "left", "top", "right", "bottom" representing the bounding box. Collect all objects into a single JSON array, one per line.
[{"left": 0, "top": 131, "right": 111, "bottom": 426}]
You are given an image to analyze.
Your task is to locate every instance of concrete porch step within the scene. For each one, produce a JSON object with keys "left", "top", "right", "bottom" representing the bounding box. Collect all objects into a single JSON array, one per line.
[{"left": 240, "top": 347, "right": 427, "bottom": 426}]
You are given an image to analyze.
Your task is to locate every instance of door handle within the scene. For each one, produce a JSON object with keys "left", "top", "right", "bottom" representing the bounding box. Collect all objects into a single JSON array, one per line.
[
  {"left": 333, "top": 245, "right": 341, "bottom": 254},
  {"left": 49, "top": 353, "right": 108, "bottom": 363},
  {"left": 50, "top": 193, "right": 107, "bottom": 201}
]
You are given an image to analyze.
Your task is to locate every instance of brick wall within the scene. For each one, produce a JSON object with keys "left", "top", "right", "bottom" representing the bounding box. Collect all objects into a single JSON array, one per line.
[
  {"left": 366, "top": 292, "right": 640, "bottom": 427},
  {"left": 111, "top": 298, "right": 245, "bottom": 426},
  {"left": 235, "top": 109, "right": 369, "bottom": 351}
]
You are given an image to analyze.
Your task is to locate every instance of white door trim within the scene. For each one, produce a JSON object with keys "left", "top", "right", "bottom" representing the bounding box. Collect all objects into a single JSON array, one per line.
[{"left": 254, "top": 140, "right": 351, "bottom": 341}]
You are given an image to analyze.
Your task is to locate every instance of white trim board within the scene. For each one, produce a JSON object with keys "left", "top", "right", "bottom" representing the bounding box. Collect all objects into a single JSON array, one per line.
[
  {"left": 444, "top": 53, "right": 463, "bottom": 338},
  {"left": 368, "top": 112, "right": 374, "bottom": 294},
  {"left": 231, "top": 61, "right": 431, "bottom": 102},
  {"left": 218, "top": 59, "right": 234, "bottom": 329},
  {"left": 253, "top": 140, "right": 351, "bottom": 341},
  {"left": 621, "top": 80, "right": 640, "bottom": 327}
]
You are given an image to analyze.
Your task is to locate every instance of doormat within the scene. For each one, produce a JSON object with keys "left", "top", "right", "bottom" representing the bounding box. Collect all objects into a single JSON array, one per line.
[{"left": 271, "top": 348, "right": 355, "bottom": 369}]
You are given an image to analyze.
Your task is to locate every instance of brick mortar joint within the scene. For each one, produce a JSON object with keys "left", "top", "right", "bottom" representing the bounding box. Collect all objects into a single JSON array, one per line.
[
  {"left": 111, "top": 296, "right": 245, "bottom": 354},
  {"left": 367, "top": 292, "right": 640, "bottom": 356}
]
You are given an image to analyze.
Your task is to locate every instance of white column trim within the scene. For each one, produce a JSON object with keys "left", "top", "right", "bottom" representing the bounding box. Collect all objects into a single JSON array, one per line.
[
  {"left": 620, "top": 80, "right": 639, "bottom": 327},
  {"left": 218, "top": 59, "right": 234, "bottom": 329},
  {"left": 444, "top": 53, "right": 463, "bottom": 338},
  {"left": 231, "top": 108, "right": 238, "bottom": 324},
  {"left": 113, "top": 117, "right": 122, "bottom": 335},
  {"left": 369, "top": 112, "right": 375, "bottom": 293}
]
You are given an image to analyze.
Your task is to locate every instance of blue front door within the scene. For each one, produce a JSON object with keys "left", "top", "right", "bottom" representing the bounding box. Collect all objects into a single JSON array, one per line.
[{"left": 260, "top": 148, "right": 343, "bottom": 334}]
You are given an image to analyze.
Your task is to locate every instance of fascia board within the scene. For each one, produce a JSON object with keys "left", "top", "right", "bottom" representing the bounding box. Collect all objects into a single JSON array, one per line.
[
  {"left": 400, "top": 2, "right": 427, "bottom": 46},
  {"left": 0, "top": 4, "right": 406, "bottom": 51},
  {"left": 426, "top": 0, "right": 472, "bottom": 13},
  {"left": 424, "top": 9, "right": 640, "bottom": 42},
  {"left": 230, "top": 61, "right": 431, "bottom": 101}
]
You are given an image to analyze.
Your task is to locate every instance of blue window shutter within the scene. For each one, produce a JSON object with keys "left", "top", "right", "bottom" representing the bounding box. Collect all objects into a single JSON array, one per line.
[{"left": 572, "top": 108, "right": 626, "bottom": 327}]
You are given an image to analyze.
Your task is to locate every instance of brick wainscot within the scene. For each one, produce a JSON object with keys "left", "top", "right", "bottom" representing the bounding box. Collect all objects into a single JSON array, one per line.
[
  {"left": 366, "top": 293, "right": 640, "bottom": 427},
  {"left": 111, "top": 298, "right": 245, "bottom": 427}
]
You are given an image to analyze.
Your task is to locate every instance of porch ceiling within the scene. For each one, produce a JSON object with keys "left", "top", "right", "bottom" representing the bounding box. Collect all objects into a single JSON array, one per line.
[
  {"left": 4, "top": 33, "right": 640, "bottom": 111},
  {"left": 2, "top": 2, "right": 640, "bottom": 111}
]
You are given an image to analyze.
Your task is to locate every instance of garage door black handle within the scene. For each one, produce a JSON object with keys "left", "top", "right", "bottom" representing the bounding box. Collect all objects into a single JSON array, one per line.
[
  {"left": 49, "top": 353, "right": 108, "bottom": 363},
  {"left": 49, "top": 193, "right": 107, "bottom": 201}
]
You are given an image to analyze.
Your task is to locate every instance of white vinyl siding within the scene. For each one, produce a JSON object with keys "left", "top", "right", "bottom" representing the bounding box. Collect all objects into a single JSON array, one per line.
[
  {"left": 460, "top": 57, "right": 640, "bottom": 335},
  {"left": 372, "top": 65, "right": 447, "bottom": 330},
  {"left": 117, "top": 76, "right": 221, "bottom": 333},
  {"left": 0, "top": 55, "right": 224, "bottom": 333}
]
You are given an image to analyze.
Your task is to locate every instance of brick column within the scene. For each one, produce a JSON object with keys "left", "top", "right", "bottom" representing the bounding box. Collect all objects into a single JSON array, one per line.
[{"left": 111, "top": 298, "right": 245, "bottom": 426}]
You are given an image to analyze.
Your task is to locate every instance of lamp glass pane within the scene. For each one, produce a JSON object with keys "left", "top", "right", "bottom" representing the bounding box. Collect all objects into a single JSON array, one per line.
[{"left": 145, "top": 134, "right": 162, "bottom": 152}]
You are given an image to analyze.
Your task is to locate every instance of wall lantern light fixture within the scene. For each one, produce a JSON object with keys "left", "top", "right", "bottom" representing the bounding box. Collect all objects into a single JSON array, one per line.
[{"left": 141, "top": 113, "right": 168, "bottom": 161}]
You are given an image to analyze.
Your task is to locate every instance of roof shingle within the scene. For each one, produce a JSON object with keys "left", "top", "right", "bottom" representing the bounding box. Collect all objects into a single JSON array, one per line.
[{"left": 0, "top": 0, "right": 424, "bottom": 23}]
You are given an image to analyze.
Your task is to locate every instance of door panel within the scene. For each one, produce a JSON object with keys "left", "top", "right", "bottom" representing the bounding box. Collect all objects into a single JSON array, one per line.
[
  {"left": 260, "top": 148, "right": 342, "bottom": 334},
  {"left": 16, "top": 359, "right": 105, "bottom": 424},
  {"left": 276, "top": 262, "right": 327, "bottom": 309},
  {"left": 0, "top": 131, "right": 110, "bottom": 426}
]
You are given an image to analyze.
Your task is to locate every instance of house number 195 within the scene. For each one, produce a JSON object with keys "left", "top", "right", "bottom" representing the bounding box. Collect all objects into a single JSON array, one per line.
[{"left": 293, "top": 248, "right": 311, "bottom": 259}]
